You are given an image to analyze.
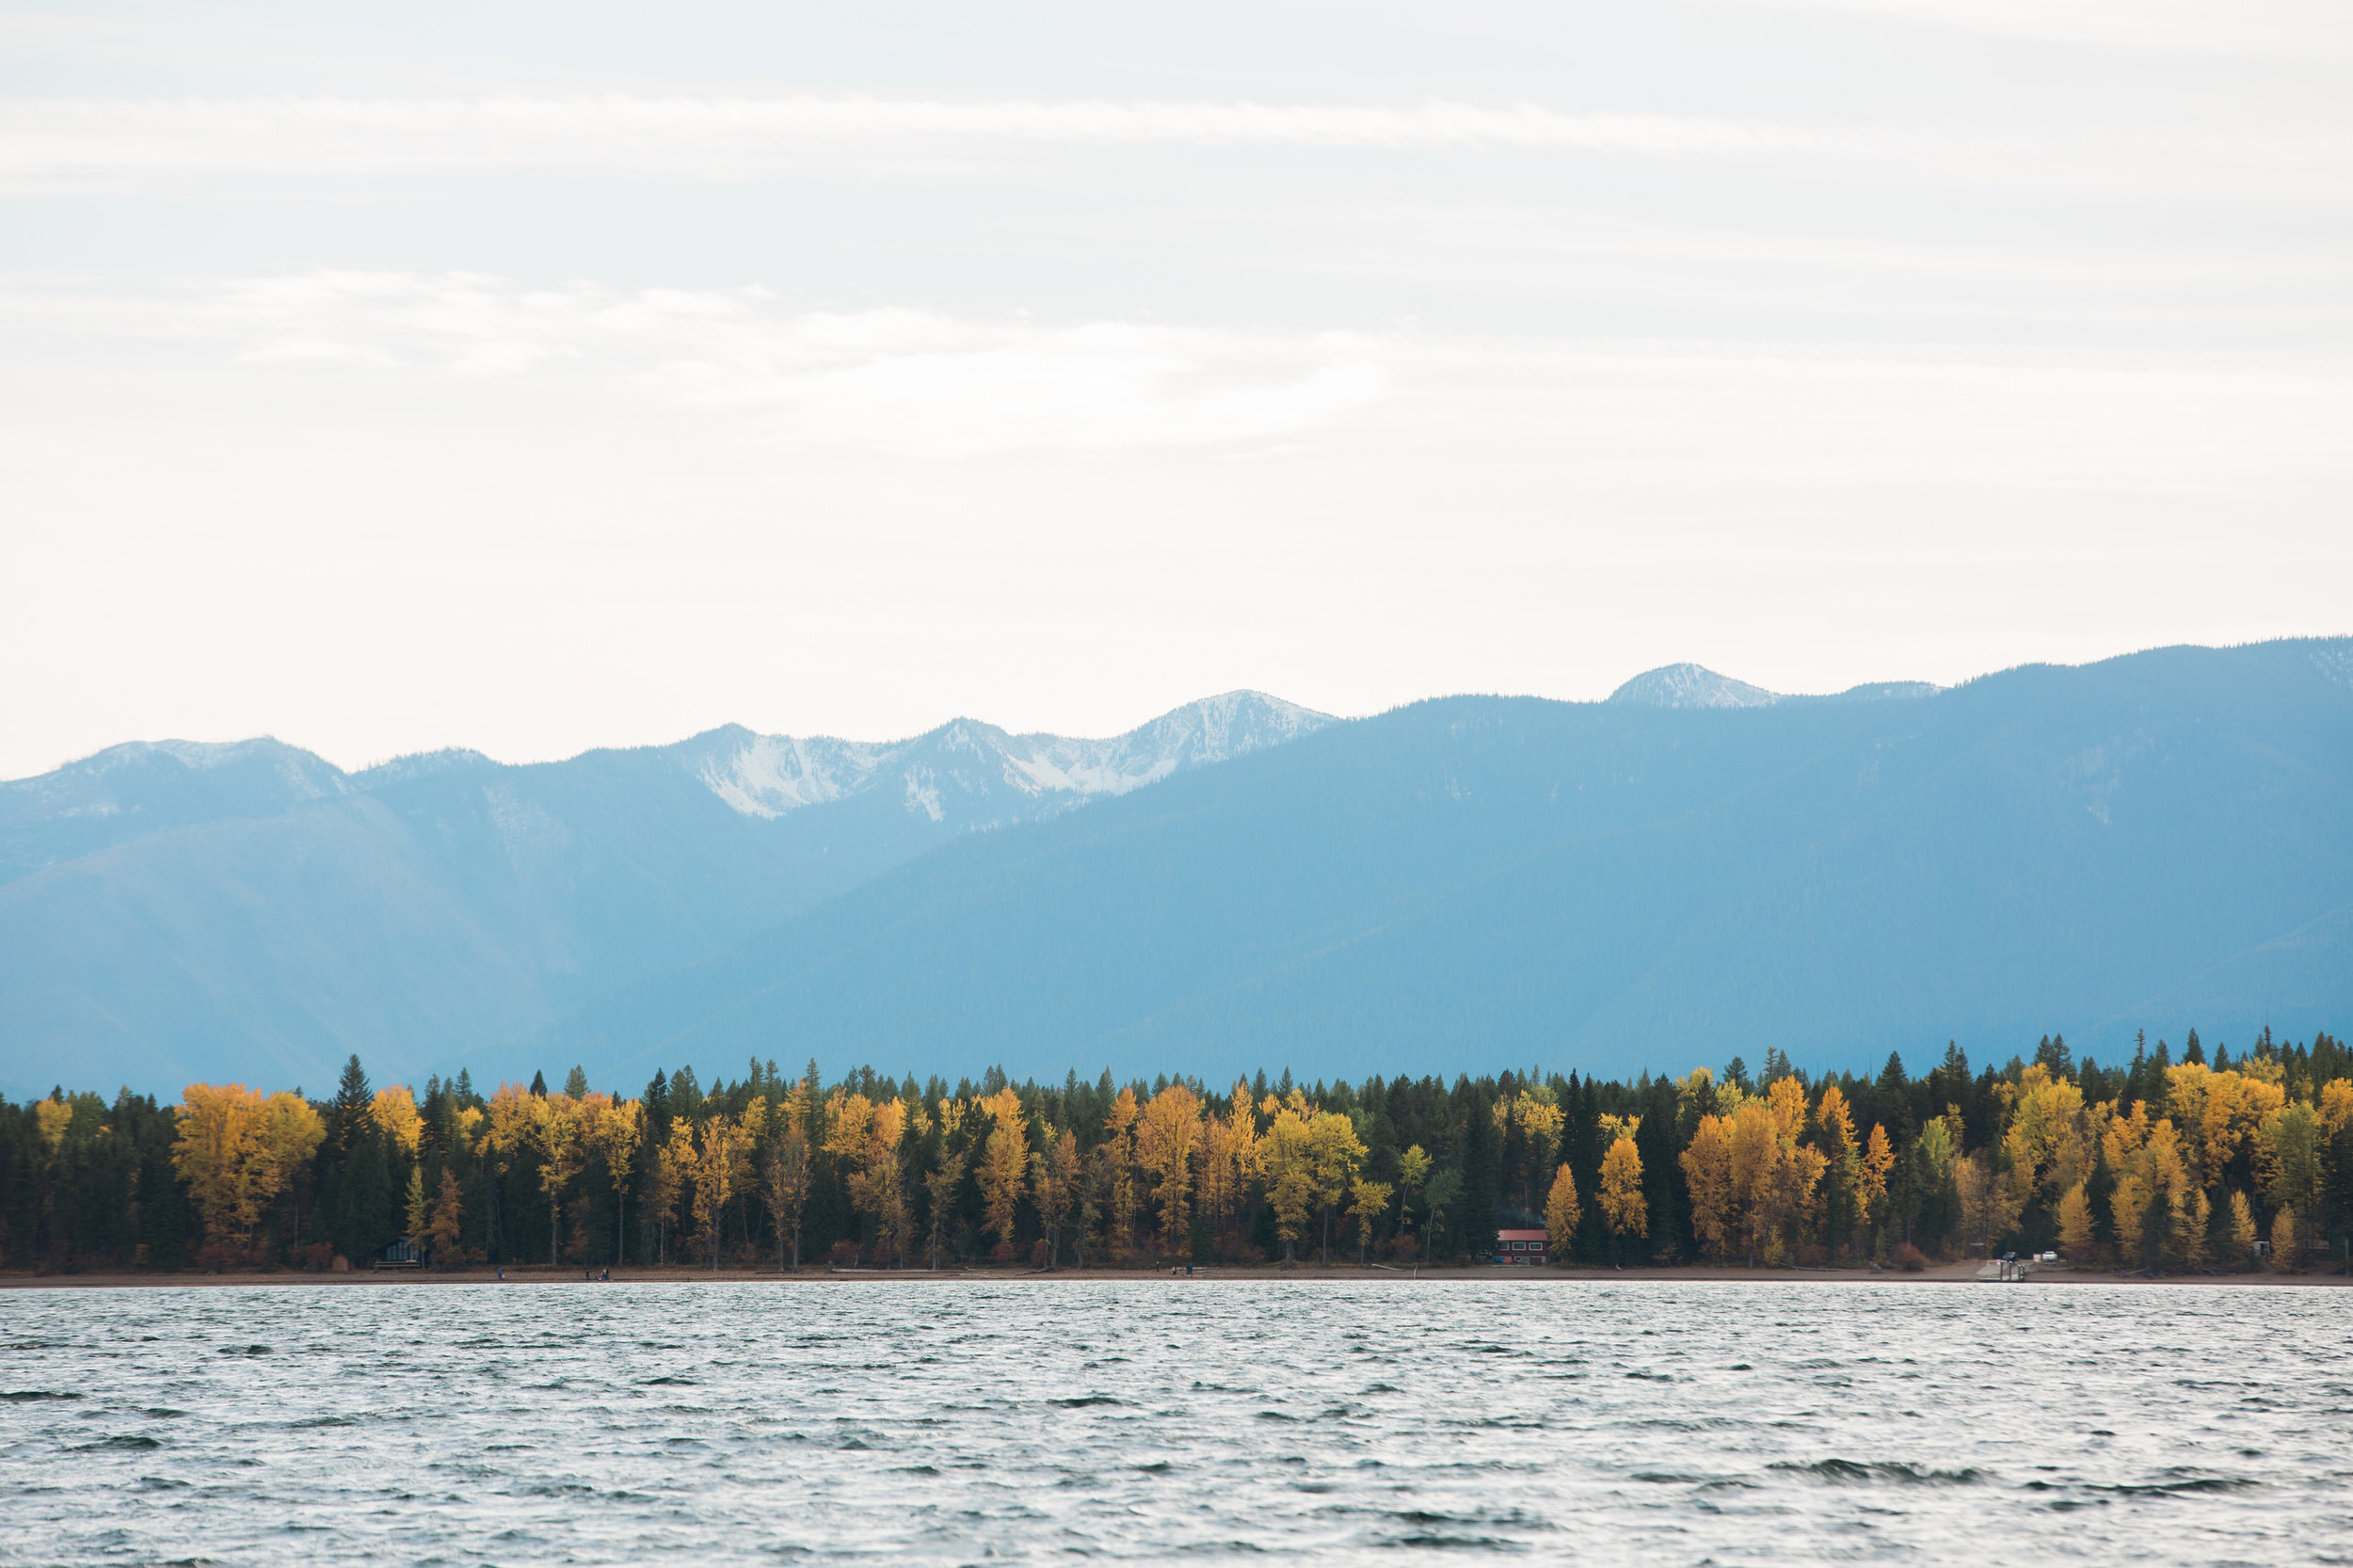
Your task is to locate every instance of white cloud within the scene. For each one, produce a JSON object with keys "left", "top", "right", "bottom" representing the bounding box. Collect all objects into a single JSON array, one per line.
[
  {"left": 1741, "top": 0, "right": 2353, "bottom": 60},
  {"left": 2, "top": 93, "right": 2339, "bottom": 201},
  {"left": 0, "top": 96, "right": 1861, "bottom": 187},
  {"left": 7, "top": 270, "right": 2345, "bottom": 487},
  {"left": 133, "top": 272, "right": 1393, "bottom": 458}
]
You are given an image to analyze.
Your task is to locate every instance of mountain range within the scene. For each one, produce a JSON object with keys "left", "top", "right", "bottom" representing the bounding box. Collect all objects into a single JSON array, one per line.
[
  {"left": 4, "top": 642, "right": 2348, "bottom": 1098},
  {"left": 0, "top": 692, "right": 1327, "bottom": 1096}
]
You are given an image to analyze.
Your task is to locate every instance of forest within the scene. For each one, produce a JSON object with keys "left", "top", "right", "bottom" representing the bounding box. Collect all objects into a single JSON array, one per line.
[{"left": 4, "top": 1030, "right": 2349, "bottom": 1277}]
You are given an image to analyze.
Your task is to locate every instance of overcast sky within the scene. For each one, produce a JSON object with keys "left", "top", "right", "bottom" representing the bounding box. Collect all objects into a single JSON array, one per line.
[{"left": 3, "top": 0, "right": 2347, "bottom": 776}]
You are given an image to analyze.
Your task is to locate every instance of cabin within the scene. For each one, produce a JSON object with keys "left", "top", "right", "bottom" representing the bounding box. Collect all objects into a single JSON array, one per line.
[
  {"left": 1495, "top": 1227, "right": 1547, "bottom": 1264},
  {"left": 372, "top": 1239, "right": 424, "bottom": 1271}
]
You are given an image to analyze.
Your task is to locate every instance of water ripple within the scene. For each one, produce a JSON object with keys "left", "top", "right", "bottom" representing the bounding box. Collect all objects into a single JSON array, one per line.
[{"left": 1, "top": 1280, "right": 2345, "bottom": 1563}]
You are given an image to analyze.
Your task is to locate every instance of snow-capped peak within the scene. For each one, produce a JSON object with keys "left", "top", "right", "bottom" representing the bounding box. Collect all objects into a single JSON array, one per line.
[
  {"left": 671, "top": 692, "right": 1333, "bottom": 824},
  {"left": 1607, "top": 664, "right": 1782, "bottom": 710}
]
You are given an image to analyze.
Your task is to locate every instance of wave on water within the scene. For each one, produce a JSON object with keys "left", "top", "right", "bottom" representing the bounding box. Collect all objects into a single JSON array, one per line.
[{"left": 1, "top": 1281, "right": 2339, "bottom": 1564}]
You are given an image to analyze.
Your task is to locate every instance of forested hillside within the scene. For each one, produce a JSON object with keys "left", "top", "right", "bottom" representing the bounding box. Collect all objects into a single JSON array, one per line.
[
  {"left": 7, "top": 1031, "right": 2347, "bottom": 1278},
  {"left": 0, "top": 694, "right": 1325, "bottom": 1096},
  {"left": 535, "top": 638, "right": 2353, "bottom": 1087}
]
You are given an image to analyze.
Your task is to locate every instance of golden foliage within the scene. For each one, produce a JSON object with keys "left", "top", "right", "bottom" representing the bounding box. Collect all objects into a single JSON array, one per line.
[
  {"left": 35, "top": 1097, "right": 73, "bottom": 1150},
  {"left": 1500, "top": 1090, "right": 1566, "bottom": 1186},
  {"left": 1599, "top": 1137, "right": 1647, "bottom": 1239},
  {"left": 423, "top": 1168, "right": 465, "bottom": 1261},
  {"left": 687, "top": 1113, "right": 754, "bottom": 1268},
  {"left": 976, "top": 1088, "right": 1030, "bottom": 1255},
  {"left": 1103, "top": 1087, "right": 1141, "bottom": 1256},
  {"left": 1679, "top": 1078, "right": 1826, "bottom": 1264},
  {"left": 1136, "top": 1084, "right": 1203, "bottom": 1256},
  {"left": 2166, "top": 1063, "right": 2285, "bottom": 1189},
  {"left": 1305, "top": 1108, "right": 1369, "bottom": 1261},
  {"left": 2317, "top": 1078, "right": 2353, "bottom": 1141},
  {"left": 1348, "top": 1178, "right": 1393, "bottom": 1260},
  {"left": 1195, "top": 1084, "right": 1257, "bottom": 1250},
  {"left": 1258, "top": 1098, "right": 1317, "bottom": 1261},
  {"left": 2228, "top": 1188, "right": 2258, "bottom": 1261},
  {"left": 2056, "top": 1182, "right": 2093, "bottom": 1256},
  {"left": 370, "top": 1085, "right": 424, "bottom": 1156},
  {"left": 2005, "top": 1072, "right": 2088, "bottom": 1197},
  {"left": 1030, "top": 1127, "right": 1080, "bottom": 1266},
  {"left": 170, "top": 1084, "right": 322, "bottom": 1251},
  {"left": 1859, "top": 1123, "right": 1895, "bottom": 1213},
  {"left": 1544, "top": 1162, "right": 1581, "bottom": 1257},
  {"left": 2257, "top": 1099, "right": 2323, "bottom": 1230},
  {"left": 1954, "top": 1150, "right": 2024, "bottom": 1256}
]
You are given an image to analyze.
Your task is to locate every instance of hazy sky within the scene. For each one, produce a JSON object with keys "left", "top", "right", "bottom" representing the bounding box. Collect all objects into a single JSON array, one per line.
[{"left": 4, "top": 1, "right": 2348, "bottom": 776}]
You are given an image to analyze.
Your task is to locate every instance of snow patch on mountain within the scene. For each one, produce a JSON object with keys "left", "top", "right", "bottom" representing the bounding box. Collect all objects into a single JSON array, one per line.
[
  {"left": 1608, "top": 664, "right": 1783, "bottom": 710},
  {"left": 686, "top": 728, "right": 896, "bottom": 820},
  {"left": 673, "top": 691, "right": 1333, "bottom": 824}
]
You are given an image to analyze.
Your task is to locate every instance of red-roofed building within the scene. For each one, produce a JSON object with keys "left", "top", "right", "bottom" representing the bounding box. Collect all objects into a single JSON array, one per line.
[{"left": 1495, "top": 1227, "right": 1546, "bottom": 1264}]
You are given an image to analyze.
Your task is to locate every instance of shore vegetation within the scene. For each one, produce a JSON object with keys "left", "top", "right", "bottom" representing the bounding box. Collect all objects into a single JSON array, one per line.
[{"left": 4, "top": 1031, "right": 2349, "bottom": 1278}]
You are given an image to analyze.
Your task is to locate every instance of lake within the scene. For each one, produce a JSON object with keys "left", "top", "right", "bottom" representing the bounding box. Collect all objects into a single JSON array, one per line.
[{"left": 4, "top": 1279, "right": 2346, "bottom": 1563}]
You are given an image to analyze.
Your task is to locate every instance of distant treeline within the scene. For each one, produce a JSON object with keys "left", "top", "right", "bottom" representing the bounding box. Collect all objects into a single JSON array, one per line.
[{"left": 4, "top": 1031, "right": 2350, "bottom": 1275}]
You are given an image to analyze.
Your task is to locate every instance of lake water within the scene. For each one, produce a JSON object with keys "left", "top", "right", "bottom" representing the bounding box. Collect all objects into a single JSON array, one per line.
[{"left": 4, "top": 1279, "right": 2347, "bottom": 1564}]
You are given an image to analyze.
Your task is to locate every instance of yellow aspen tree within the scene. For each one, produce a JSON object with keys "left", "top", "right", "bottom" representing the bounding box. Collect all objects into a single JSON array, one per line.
[
  {"left": 650, "top": 1119, "right": 696, "bottom": 1264},
  {"left": 2199, "top": 1069, "right": 2283, "bottom": 1192},
  {"left": 823, "top": 1091, "right": 874, "bottom": 1165},
  {"left": 370, "top": 1085, "right": 424, "bottom": 1158},
  {"left": 1195, "top": 1084, "right": 1256, "bottom": 1254},
  {"left": 35, "top": 1097, "right": 72, "bottom": 1152},
  {"left": 1679, "top": 1114, "right": 1737, "bottom": 1262},
  {"left": 479, "top": 1082, "right": 542, "bottom": 1261},
  {"left": 1501, "top": 1091, "right": 1564, "bottom": 1209},
  {"left": 172, "top": 1083, "right": 268, "bottom": 1252},
  {"left": 2163, "top": 1064, "right": 2211, "bottom": 1156},
  {"left": 1306, "top": 1111, "right": 1368, "bottom": 1264},
  {"left": 1955, "top": 1150, "right": 2025, "bottom": 1257},
  {"left": 763, "top": 1091, "right": 812, "bottom": 1271},
  {"left": 1136, "top": 1083, "right": 1203, "bottom": 1258},
  {"left": 1348, "top": 1178, "right": 1392, "bottom": 1264},
  {"left": 2270, "top": 1208, "right": 2301, "bottom": 1271},
  {"left": 599, "top": 1096, "right": 644, "bottom": 1267},
  {"left": 1544, "top": 1162, "right": 1582, "bottom": 1262},
  {"left": 1859, "top": 1123, "right": 1895, "bottom": 1228},
  {"left": 2227, "top": 1189, "right": 2258, "bottom": 1267},
  {"left": 690, "top": 1114, "right": 751, "bottom": 1272},
  {"left": 857, "top": 1098, "right": 913, "bottom": 1267},
  {"left": 971, "top": 1089, "right": 1031, "bottom": 1258},
  {"left": 2317, "top": 1079, "right": 2353, "bottom": 1141},
  {"left": 1814, "top": 1087, "right": 1861, "bottom": 1256},
  {"left": 2005, "top": 1069, "right": 2087, "bottom": 1194},
  {"left": 1728, "top": 1105, "right": 1781, "bottom": 1260},
  {"left": 1032, "top": 1127, "right": 1080, "bottom": 1268},
  {"left": 256, "top": 1091, "right": 325, "bottom": 1228},
  {"left": 1393, "top": 1144, "right": 1432, "bottom": 1256},
  {"left": 1102, "top": 1087, "right": 1142, "bottom": 1257},
  {"left": 2055, "top": 1182, "right": 2093, "bottom": 1258},
  {"left": 529, "top": 1093, "right": 589, "bottom": 1265},
  {"left": 2146, "top": 1120, "right": 2200, "bottom": 1269},
  {"left": 1599, "top": 1133, "right": 1648, "bottom": 1245},
  {"left": 2174, "top": 1186, "right": 2213, "bottom": 1271},
  {"left": 1259, "top": 1101, "right": 1317, "bottom": 1263}
]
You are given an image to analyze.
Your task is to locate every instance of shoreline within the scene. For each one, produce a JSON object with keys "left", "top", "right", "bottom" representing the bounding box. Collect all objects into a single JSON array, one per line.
[{"left": 6, "top": 1262, "right": 2347, "bottom": 1289}]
